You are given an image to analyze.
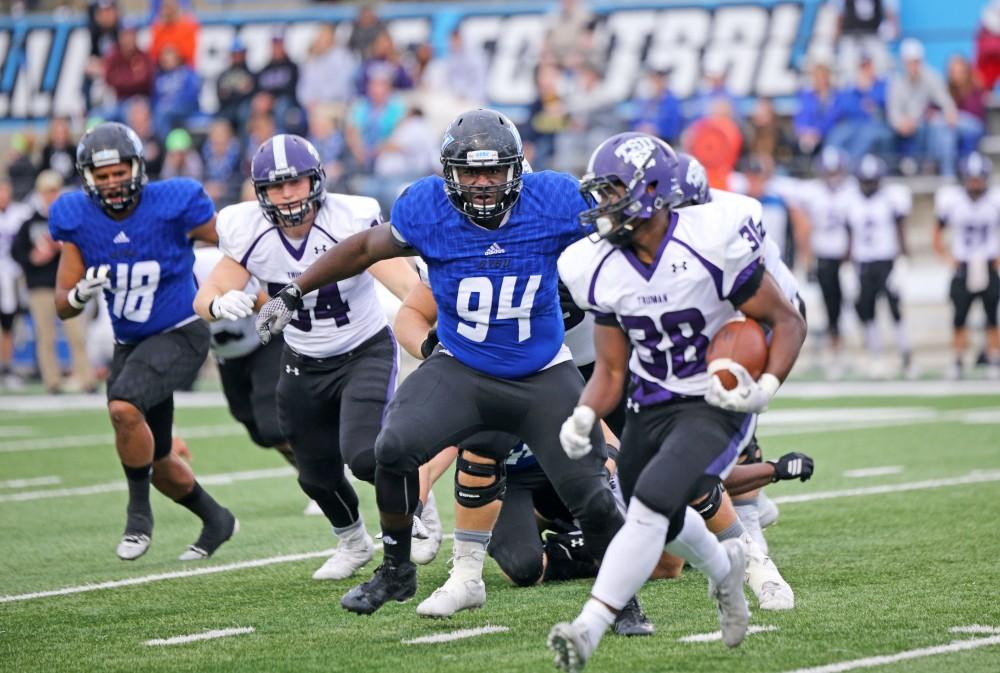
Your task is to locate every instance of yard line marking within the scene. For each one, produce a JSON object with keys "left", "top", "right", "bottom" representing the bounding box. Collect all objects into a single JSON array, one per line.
[
  {"left": 843, "top": 466, "right": 904, "bottom": 478},
  {"left": 949, "top": 625, "right": 1000, "bottom": 635},
  {"left": 0, "top": 475, "right": 61, "bottom": 489},
  {"left": 771, "top": 470, "right": 1000, "bottom": 505},
  {"left": 0, "top": 391, "right": 228, "bottom": 413},
  {"left": 778, "top": 380, "right": 1000, "bottom": 398},
  {"left": 0, "top": 424, "right": 245, "bottom": 453},
  {"left": 0, "top": 426, "right": 35, "bottom": 436},
  {"left": 776, "top": 632, "right": 1000, "bottom": 673},
  {"left": 402, "top": 625, "right": 510, "bottom": 645},
  {"left": 0, "top": 536, "right": 453, "bottom": 604},
  {"left": 0, "top": 467, "right": 295, "bottom": 502},
  {"left": 679, "top": 624, "right": 777, "bottom": 643},
  {"left": 144, "top": 626, "right": 255, "bottom": 646}
]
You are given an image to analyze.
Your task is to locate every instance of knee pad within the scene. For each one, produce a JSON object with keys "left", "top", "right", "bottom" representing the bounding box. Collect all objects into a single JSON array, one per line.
[
  {"left": 374, "top": 427, "right": 422, "bottom": 475},
  {"left": 455, "top": 451, "right": 506, "bottom": 508},
  {"left": 490, "top": 541, "right": 544, "bottom": 587},
  {"left": 625, "top": 497, "right": 670, "bottom": 537},
  {"left": 348, "top": 450, "right": 377, "bottom": 485},
  {"left": 692, "top": 481, "right": 725, "bottom": 521}
]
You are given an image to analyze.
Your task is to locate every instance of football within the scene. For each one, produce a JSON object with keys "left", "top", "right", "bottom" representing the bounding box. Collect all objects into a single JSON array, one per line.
[{"left": 706, "top": 317, "right": 768, "bottom": 390}]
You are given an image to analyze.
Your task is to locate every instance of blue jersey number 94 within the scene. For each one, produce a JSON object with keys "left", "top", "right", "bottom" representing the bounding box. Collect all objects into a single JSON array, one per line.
[{"left": 456, "top": 275, "right": 541, "bottom": 343}]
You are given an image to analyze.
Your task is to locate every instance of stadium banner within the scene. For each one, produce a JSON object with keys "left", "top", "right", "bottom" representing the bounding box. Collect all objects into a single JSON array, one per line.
[{"left": 0, "top": 0, "right": 972, "bottom": 121}]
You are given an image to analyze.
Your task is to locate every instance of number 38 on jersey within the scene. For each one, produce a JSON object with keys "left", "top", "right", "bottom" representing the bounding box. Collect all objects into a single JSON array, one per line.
[{"left": 456, "top": 274, "right": 541, "bottom": 343}]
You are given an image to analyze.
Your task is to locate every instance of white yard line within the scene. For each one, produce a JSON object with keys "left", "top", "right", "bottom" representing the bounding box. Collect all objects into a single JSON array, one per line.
[
  {"left": 0, "top": 424, "right": 246, "bottom": 453},
  {"left": 777, "top": 381, "right": 1000, "bottom": 397},
  {"left": 949, "top": 626, "right": 1000, "bottom": 635},
  {"left": 0, "top": 466, "right": 295, "bottom": 503},
  {"left": 402, "top": 625, "right": 510, "bottom": 644},
  {"left": 144, "top": 626, "right": 254, "bottom": 646},
  {"left": 771, "top": 471, "right": 1000, "bottom": 505},
  {"left": 0, "top": 475, "right": 61, "bottom": 489},
  {"left": 843, "top": 466, "right": 904, "bottom": 478},
  {"left": 0, "top": 391, "right": 227, "bottom": 413},
  {"left": 0, "top": 426, "right": 35, "bottom": 436},
  {"left": 776, "top": 632, "right": 1000, "bottom": 673},
  {"left": 679, "top": 624, "right": 778, "bottom": 643}
]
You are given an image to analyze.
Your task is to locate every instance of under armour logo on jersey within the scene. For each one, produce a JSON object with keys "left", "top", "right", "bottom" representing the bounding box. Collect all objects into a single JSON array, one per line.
[
  {"left": 569, "top": 537, "right": 585, "bottom": 548},
  {"left": 627, "top": 398, "right": 640, "bottom": 413},
  {"left": 314, "top": 245, "right": 328, "bottom": 255},
  {"left": 113, "top": 231, "right": 130, "bottom": 244},
  {"left": 285, "top": 365, "right": 299, "bottom": 376},
  {"left": 671, "top": 261, "right": 688, "bottom": 273},
  {"left": 484, "top": 242, "right": 506, "bottom": 256}
]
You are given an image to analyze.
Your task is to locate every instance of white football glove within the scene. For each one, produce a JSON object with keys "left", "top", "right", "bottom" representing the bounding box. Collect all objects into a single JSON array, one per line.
[
  {"left": 210, "top": 290, "right": 256, "bottom": 321},
  {"left": 559, "top": 406, "right": 597, "bottom": 459},
  {"left": 68, "top": 264, "right": 111, "bottom": 309},
  {"left": 255, "top": 283, "right": 302, "bottom": 345},
  {"left": 705, "top": 362, "right": 780, "bottom": 414}
]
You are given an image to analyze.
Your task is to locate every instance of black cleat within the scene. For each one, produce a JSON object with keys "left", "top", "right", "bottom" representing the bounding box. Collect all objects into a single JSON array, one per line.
[
  {"left": 613, "top": 596, "right": 655, "bottom": 637},
  {"left": 341, "top": 558, "right": 417, "bottom": 615}
]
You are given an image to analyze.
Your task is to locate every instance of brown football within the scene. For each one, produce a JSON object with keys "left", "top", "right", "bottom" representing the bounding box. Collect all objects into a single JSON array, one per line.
[{"left": 706, "top": 317, "right": 768, "bottom": 390}]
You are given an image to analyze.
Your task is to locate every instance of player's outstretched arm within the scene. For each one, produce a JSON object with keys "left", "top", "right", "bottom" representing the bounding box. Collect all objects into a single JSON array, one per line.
[
  {"left": 737, "top": 270, "right": 807, "bottom": 383},
  {"left": 194, "top": 254, "right": 255, "bottom": 322},
  {"left": 395, "top": 282, "right": 439, "bottom": 360},
  {"left": 295, "top": 223, "right": 411, "bottom": 295},
  {"left": 54, "top": 242, "right": 91, "bottom": 320},
  {"left": 187, "top": 215, "right": 219, "bottom": 244}
]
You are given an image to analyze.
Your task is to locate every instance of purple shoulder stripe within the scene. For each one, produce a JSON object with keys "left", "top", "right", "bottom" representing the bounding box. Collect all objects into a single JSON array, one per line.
[
  {"left": 587, "top": 248, "right": 618, "bottom": 308},
  {"left": 239, "top": 227, "right": 279, "bottom": 267}
]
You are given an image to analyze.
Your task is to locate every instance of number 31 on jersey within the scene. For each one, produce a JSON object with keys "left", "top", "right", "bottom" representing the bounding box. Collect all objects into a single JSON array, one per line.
[{"left": 456, "top": 275, "right": 541, "bottom": 343}]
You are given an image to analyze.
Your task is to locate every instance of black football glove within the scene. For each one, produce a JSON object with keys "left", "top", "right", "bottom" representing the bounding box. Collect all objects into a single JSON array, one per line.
[
  {"left": 768, "top": 452, "right": 815, "bottom": 482},
  {"left": 255, "top": 283, "right": 303, "bottom": 344},
  {"left": 419, "top": 327, "right": 439, "bottom": 359}
]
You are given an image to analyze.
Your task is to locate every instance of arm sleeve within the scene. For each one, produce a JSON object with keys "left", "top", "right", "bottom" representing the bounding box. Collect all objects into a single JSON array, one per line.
[{"left": 722, "top": 200, "right": 767, "bottom": 300}]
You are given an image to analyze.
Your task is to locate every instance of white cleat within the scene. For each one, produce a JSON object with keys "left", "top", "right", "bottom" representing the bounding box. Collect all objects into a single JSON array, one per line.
[
  {"left": 312, "top": 531, "right": 375, "bottom": 580},
  {"left": 416, "top": 573, "right": 486, "bottom": 618},
  {"left": 411, "top": 534, "right": 442, "bottom": 565},
  {"left": 548, "top": 621, "right": 594, "bottom": 673},
  {"left": 743, "top": 534, "right": 794, "bottom": 610},
  {"left": 411, "top": 494, "right": 444, "bottom": 565},
  {"left": 117, "top": 533, "right": 151, "bottom": 561},
  {"left": 303, "top": 500, "right": 324, "bottom": 516},
  {"left": 708, "top": 538, "right": 750, "bottom": 648},
  {"left": 758, "top": 493, "right": 779, "bottom": 529}
]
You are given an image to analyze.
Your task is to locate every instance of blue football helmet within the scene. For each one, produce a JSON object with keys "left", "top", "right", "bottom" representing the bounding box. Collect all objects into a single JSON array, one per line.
[{"left": 75, "top": 122, "right": 147, "bottom": 214}]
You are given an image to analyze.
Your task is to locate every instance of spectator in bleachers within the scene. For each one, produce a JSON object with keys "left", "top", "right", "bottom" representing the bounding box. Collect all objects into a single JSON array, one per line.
[
  {"left": 201, "top": 119, "right": 242, "bottom": 206},
  {"left": 947, "top": 55, "right": 988, "bottom": 159},
  {"left": 794, "top": 49, "right": 838, "bottom": 157},
  {"left": 345, "top": 67, "right": 407, "bottom": 172},
  {"left": 825, "top": 53, "right": 893, "bottom": 167},
  {"left": 243, "top": 113, "right": 277, "bottom": 171},
  {"left": 84, "top": 0, "right": 120, "bottom": 109},
  {"left": 975, "top": 1, "right": 1000, "bottom": 90},
  {"left": 256, "top": 34, "right": 301, "bottom": 126},
  {"left": 152, "top": 45, "right": 201, "bottom": 139},
  {"left": 0, "top": 176, "right": 31, "bottom": 390},
  {"left": 688, "top": 54, "right": 738, "bottom": 122},
  {"left": 746, "top": 97, "right": 796, "bottom": 165},
  {"left": 557, "top": 62, "right": 620, "bottom": 173},
  {"left": 630, "top": 70, "right": 683, "bottom": 146},
  {"left": 307, "top": 108, "right": 348, "bottom": 191},
  {"left": 543, "top": 0, "right": 595, "bottom": 72},
  {"left": 422, "top": 28, "right": 489, "bottom": 106},
  {"left": 356, "top": 30, "right": 414, "bottom": 95},
  {"left": 684, "top": 98, "right": 743, "bottom": 189},
  {"left": 832, "top": 0, "right": 898, "bottom": 82},
  {"left": 523, "top": 63, "right": 570, "bottom": 170},
  {"left": 39, "top": 117, "right": 78, "bottom": 187},
  {"left": 298, "top": 24, "right": 357, "bottom": 113},
  {"left": 735, "top": 154, "right": 807, "bottom": 269},
  {"left": 4, "top": 133, "right": 38, "bottom": 201},
  {"left": 368, "top": 106, "right": 439, "bottom": 211},
  {"left": 11, "top": 171, "right": 94, "bottom": 395},
  {"left": 160, "top": 129, "right": 204, "bottom": 181},
  {"left": 125, "top": 98, "right": 164, "bottom": 178},
  {"left": 888, "top": 38, "right": 959, "bottom": 176},
  {"left": 102, "top": 26, "right": 155, "bottom": 118},
  {"left": 149, "top": 0, "right": 199, "bottom": 68},
  {"left": 216, "top": 39, "right": 256, "bottom": 130},
  {"left": 348, "top": 4, "right": 388, "bottom": 59}
]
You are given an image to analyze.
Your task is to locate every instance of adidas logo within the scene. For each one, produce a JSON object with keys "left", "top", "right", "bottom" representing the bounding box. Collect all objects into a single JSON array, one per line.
[
  {"left": 113, "top": 231, "right": 130, "bottom": 244},
  {"left": 484, "top": 242, "right": 506, "bottom": 256}
]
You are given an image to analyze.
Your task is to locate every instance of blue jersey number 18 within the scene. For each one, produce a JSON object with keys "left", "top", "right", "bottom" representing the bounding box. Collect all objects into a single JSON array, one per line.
[
  {"left": 111, "top": 260, "right": 160, "bottom": 323},
  {"left": 456, "top": 275, "right": 541, "bottom": 343}
]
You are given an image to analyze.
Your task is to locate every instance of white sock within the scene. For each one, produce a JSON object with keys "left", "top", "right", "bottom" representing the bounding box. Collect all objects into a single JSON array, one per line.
[
  {"left": 664, "top": 507, "right": 732, "bottom": 584},
  {"left": 864, "top": 322, "right": 881, "bottom": 353},
  {"left": 590, "top": 497, "right": 669, "bottom": 612},
  {"left": 733, "top": 495, "right": 768, "bottom": 554},
  {"left": 333, "top": 517, "right": 366, "bottom": 545},
  {"left": 894, "top": 322, "right": 910, "bottom": 354},
  {"left": 572, "top": 598, "right": 616, "bottom": 650},
  {"left": 451, "top": 536, "right": 487, "bottom": 579}
]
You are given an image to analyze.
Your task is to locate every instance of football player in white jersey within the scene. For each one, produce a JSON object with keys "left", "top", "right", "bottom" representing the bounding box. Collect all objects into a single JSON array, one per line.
[
  {"left": 797, "top": 147, "right": 854, "bottom": 377},
  {"left": 843, "top": 154, "right": 915, "bottom": 378},
  {"left": 194, "top": 134, "right": 419, "bottom": 581},
  {"left": 933, "top": 152, "right": 1000, "bottom": 379},
  {"left": 548, "top": 133, "right": 806, "bottom": 672}
]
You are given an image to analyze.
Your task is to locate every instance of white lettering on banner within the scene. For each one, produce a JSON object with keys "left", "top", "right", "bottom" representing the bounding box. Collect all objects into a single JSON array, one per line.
[{"left": 0, "top": 3, "right": 830, "bottom": 120}]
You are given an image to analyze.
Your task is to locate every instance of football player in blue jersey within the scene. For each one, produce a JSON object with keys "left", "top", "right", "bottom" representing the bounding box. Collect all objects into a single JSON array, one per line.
[
  {"left": 50, "top": 122, "right": 237, "bottom": 562},
  {"left": 257, "top": 109, "right": 626, "bottom": 617}
]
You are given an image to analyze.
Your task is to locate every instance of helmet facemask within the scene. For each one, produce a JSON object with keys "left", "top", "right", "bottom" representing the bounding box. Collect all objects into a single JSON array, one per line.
[
  {"left": 254, "top": 169, "right": 326, "bottom": 228},
  {"left": 443, "top": 152, "right": 523, "bottom": 227},
  {"left": 81, "top": 157, "right": 146, "bottom": 213}
]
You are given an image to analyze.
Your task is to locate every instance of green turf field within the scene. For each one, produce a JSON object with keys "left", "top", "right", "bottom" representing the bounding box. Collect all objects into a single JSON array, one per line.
[{"left": 1, "top": 393, "right": 999, "bottom": 673}]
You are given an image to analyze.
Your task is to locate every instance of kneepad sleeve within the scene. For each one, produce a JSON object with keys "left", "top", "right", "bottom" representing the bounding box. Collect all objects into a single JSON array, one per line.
[
  {"left": 692, "top": 481, "right": 725, "bottom": 521},
  {"left": 455, "top": 453, "right": 507, "bottom": 508}
]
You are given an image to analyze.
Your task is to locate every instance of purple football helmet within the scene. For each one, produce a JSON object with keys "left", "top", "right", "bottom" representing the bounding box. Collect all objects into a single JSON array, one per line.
[
  {"left": 579, "top": 132, "right": 684, "bottom": 246},
  {"left": 675, "top": 152, "right": 711, "bottom": 207},
  {"left": 251, "top": 134, "right": 326, "bottom": 227},
  {"left": 959, "top": 151, "right": 993, "bottom": 199},
  {"left": 855, "top": 153, "right": 887, "bottom": 197}
]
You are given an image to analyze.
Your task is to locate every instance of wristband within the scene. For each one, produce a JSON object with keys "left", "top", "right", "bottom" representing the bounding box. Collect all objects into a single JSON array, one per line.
[
  {"left": 759, "top": 373, "right": 781, "bottom": 400},
  {"left": 67, "top": 287, "right": 87, "bottom": 310}
]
